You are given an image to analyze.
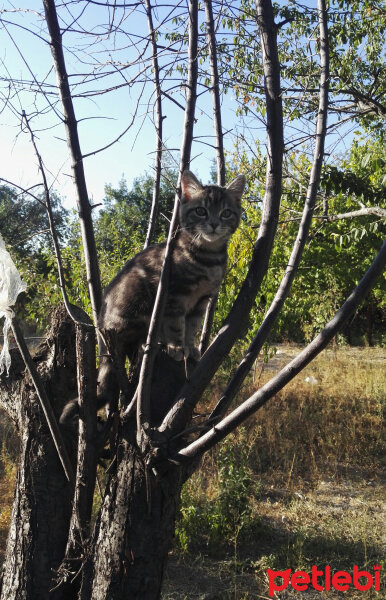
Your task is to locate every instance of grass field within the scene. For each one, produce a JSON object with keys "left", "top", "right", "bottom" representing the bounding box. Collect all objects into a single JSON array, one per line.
[
  {"left": 0, "top": 345, "right": 385, "bottom": 598},
  {"left": 164, "top": 345, "right": 385, "bottom": 599}
]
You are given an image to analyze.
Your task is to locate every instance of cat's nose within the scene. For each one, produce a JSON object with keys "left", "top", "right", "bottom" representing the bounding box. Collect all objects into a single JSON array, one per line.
[{"left": 209, "top": 222, "right": 218, "bottom": 232}]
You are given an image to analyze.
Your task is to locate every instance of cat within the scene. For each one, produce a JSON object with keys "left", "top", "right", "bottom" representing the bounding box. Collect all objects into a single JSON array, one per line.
[{"left": 60, "top": 170, "right": 245, "bottom": 425}]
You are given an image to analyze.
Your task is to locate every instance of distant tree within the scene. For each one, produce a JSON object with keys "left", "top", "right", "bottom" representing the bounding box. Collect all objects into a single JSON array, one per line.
[
  {"left": 0, "top": 185, "right": 68, "bottom": 258},
  {"left": 95, "top": 171, "right": 177, "bottom": 266},
  {"left": 0, "top": 184, "right": 69, "bottom": 327}
]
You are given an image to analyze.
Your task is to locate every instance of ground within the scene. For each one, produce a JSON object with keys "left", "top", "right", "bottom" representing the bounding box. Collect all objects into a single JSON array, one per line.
[
  {"left": 162, "top": 474, "right": 385, "bottom": 599},
  {"left": 162, "top": 344, "right": 385, "bottom": 599},
  {"left": 0, "top": 344, "right": 385, "bottom": 598}
]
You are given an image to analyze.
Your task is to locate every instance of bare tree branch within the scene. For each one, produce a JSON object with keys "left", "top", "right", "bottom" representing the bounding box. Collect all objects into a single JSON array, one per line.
[
  {"left": 319, "top": 207, "right": 386, "bottom": 221},
  {"left": 160, "top": 0, "right": 284, "bottom": 438},
  {"left": 177, "top": 239, "right": 386, "bottom": 461},
  {"left": 199, "top": 0, "right": 226, "bottom": 355},
  {"left": 43, "top": 0, "right": 102, "bottom": 326},
  {"left": 143, "top": 0, "right": 164, "bottom": 249},
  {"left": 204, "top": 0, "right": 225, "bottom": 186},
  {"left": 136, "top": 0, "right": 199, "bottom": 446},
  {"left": 22, "top": 110, "right": 93, "bottom": 329},
  {"left": 207, "top": 0, "right": 330, "bottom": 425}
]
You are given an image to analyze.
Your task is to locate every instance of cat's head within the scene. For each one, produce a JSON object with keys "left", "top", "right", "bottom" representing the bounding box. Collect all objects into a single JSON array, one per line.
[{"left": 180, "top": 171, "right": 245, "bottom": 246}]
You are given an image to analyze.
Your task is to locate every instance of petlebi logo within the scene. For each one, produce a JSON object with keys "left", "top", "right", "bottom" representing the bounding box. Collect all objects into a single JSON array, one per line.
[{"left": 267, "top": 564, "right": 382, "bottom": 597}]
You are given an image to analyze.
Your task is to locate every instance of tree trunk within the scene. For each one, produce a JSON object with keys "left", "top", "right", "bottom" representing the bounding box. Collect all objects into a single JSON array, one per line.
[
  {"left": 81, "top": 425, "right": 183, "bottom": 600},
  {"left": 0, "top": 400, "right": 73, "bottom": 600},
  {"left": 81, "top": 353, "right": 189, "bottom": 600},
  {"left": 0, "top": 306, "right": 82, "bottom": 600}
]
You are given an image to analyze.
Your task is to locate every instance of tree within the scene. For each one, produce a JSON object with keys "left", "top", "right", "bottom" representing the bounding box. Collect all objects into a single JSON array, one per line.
[
  {"left": 0, "top": 1, "right": 385, "bottom": 599},
  {"left": 221, "top": 135, "right": 386, "bottom": 344},
  {"left": 0, "top": 184, "right": 70, "bottom": 326}
]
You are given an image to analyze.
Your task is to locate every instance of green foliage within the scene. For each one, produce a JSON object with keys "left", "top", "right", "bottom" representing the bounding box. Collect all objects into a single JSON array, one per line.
[
  {"left": 215, "top": 1, "right": 386, "bottom": 132},
  {"left": 176, "top": 434, "right": 256, "bottom": 554},
  {"left": 216, "top": 135, "right": 385, "bottom": 345},
  {"left": 0, "top": 185, "right": 69, "bottom": 258},
  {"left": 0, "top": 185, "right": 70, "bottom": 328},
  {"left": 4, "top": 170, "right": 178, "bottom": 328}
]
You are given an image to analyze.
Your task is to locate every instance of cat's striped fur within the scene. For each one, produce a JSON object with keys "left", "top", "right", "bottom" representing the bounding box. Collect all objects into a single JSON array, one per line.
[{"left": 62, "top": 171, "right": 245, "bottom": 423}]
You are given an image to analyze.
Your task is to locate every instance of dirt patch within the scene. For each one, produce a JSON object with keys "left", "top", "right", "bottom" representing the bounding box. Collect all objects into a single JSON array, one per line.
[{"left": 163, "top": 474, "right": 385, "bottom": 599}]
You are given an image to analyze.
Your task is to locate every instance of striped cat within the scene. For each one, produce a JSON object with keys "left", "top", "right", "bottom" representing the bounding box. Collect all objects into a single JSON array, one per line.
[
  {"left": 96, "top": 170, "right": 245, "bottom": 411},
  {"left": 61, "top": 171, "right": 245, "bottom": 425}
]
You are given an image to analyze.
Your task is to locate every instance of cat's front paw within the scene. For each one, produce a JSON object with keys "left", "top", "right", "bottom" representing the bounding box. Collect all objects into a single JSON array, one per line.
[{"left": 166, "top": 344, "right": 186, "bottom": 361}]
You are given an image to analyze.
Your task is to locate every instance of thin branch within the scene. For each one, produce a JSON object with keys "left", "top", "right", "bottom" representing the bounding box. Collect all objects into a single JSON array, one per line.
[
  {"left": 177, "top": 240, "right": 386, "bottom": 461},
  {"left": 43, "top": 0, "right": 102, "bottom": 326},
  {"left": 199, "top": 0, "right": 226, "bottom": 353},
  {"left": 318, "top": 207, "right": 386, "bottom": 221},
  {"left": 81, "top": 83, "right": 145, "bottom": 159},
  {"left": 136, "top": 0, "right": 199, "bottom": 447},
  {"left": 204, "top": 0, "right": 225, "bottom": 186},
  {"left": 207, "top": 0, "right": 330, "bottom": 425},
  {"left": 143, "top": 0, "right": 164, "bottom": 249},
  {"left": 159, "top": 0, "right": 284, "bottom": 438},
  {"left": 22, "top": 111, "right": 93, "bottom": 330},
  {"left": 0, "top": 178, "right": 44, "bottom": 205}
]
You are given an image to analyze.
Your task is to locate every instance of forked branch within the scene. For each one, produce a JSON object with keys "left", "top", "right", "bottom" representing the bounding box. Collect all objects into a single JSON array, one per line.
[
  {"left": 178, "top": 239, "right": 386, "bottom": 460},
  {"left": 208, "top": 0, "right": 330, "bottom": 423},
  {"left": 160, "top": 0, "right": 284, "bottom": 437}
]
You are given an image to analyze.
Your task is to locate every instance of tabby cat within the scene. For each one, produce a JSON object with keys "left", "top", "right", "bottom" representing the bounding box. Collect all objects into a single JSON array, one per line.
[{"left": 60, "top": 170, "right": 245, "bottom": 424}]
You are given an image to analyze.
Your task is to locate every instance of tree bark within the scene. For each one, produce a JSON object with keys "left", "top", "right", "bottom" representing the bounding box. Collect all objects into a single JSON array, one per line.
[
  {"left": 81, "top": 425, "right": 183, "bottom": 600},
  {"left": 0, "top": 306, "right": 80, "bottom": 600},
  {"left": 81, "top": 354, "right": 188, "bottom": 600}
]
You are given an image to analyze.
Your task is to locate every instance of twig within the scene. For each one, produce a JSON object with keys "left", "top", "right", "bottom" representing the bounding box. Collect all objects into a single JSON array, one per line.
[
  {"left": 143, "top": 0, "right": 164, "bottom": 249},
  {"left": 11, "top": 318, "right": 75, "bottom": 487}
]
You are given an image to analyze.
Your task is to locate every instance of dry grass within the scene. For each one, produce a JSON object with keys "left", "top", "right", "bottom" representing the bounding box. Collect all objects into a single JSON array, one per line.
[
  {"left": 166, "top": 345, "right": 385, "bottom": 599},
  {"left": 0, "top": 346, "right": 385, "bottom": 597}
]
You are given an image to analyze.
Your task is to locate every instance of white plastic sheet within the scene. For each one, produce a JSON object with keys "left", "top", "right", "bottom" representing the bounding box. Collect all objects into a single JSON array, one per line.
[{"left": 0, "top": 234, "right": 27, "bottom": 375}]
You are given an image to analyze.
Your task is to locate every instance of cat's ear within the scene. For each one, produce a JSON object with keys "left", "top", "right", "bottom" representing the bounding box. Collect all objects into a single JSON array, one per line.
[
  {"left": 226, "top": 174, "right": 246, "bottom": 203},
  {"left": 181, "top": 170, "right": 203, "bottom": 202}
]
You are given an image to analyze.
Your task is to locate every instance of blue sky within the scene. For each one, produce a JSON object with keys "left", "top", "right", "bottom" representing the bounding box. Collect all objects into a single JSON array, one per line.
[
  {"left": 1, "top": 0, "right": 356, "bottom": 211},
  {"left": 1, "top": 1, "right": 249, "bottom": 209}
]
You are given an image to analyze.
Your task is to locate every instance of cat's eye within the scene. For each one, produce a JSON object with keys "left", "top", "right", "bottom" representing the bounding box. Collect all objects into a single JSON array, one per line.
[
  {"left": 195, "top": 207, "right": 207, "bottom": 217},
  {"left": 221, "top": 209, "right": 232, "bottom": 219}
]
